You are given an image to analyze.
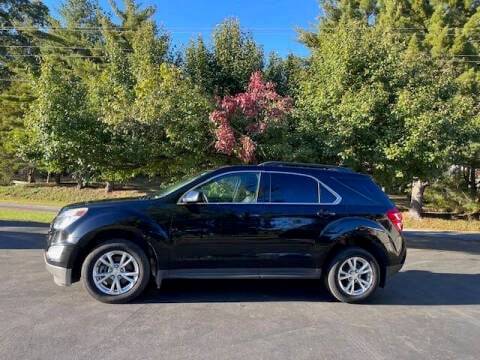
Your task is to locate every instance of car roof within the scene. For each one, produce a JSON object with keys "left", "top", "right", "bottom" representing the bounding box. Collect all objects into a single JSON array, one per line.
[
  {"left": 210, "top": 162, "right": 364, "bottom": 178},
  {"left": 259, "top": 161, "right": 355, "bottom": 173}
]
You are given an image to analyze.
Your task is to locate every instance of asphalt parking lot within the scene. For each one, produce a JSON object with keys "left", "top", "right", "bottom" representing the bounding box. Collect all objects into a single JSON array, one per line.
[{"left": 1, "top": 221, "right": 479, "bottom": 360}]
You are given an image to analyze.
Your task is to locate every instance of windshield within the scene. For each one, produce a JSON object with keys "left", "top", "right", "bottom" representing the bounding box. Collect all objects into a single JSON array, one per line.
[{"left": 154, "top": 170, "right": 211, "bottom": 198}]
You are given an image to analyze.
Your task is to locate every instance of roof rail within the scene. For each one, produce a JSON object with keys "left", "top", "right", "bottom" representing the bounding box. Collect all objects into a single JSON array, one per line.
[{"left": 259, "top": 161, "right": 354, "bottom": 172}]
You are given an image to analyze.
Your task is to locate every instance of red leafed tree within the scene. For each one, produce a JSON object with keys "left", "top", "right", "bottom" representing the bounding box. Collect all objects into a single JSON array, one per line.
[{"left": 209, "top": 71, "right": 292, "bottom": 163}]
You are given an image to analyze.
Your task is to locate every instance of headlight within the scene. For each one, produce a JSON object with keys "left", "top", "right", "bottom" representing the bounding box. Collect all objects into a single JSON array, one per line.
[
  {"left": 53, "top": 208, "right": 88, "bottom": 230},
  {"left": 46, "top": 245, "right": 65, "bottom": 261}
]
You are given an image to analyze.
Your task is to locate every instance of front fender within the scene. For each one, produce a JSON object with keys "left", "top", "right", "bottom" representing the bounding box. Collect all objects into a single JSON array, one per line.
[{"left": 68, "top": 209, "right": 171, "bottom": 267}]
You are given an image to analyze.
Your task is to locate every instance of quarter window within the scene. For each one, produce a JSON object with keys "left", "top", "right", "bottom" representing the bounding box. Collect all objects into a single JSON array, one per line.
[
  {"left": 270, "top": 173, "right": 318, "bottom": 203},
  {"left": 195, "top": 172, "right": 260, "bottom": 203},
  {"left": 319, "top": 183, "right": 339, "bottom": 204}
]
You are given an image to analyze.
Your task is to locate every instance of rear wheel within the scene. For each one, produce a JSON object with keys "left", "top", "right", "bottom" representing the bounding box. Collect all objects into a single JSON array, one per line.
[
  {"left": 325, "top": 246, "right": 380, "bottom": 303},
  {"left": 81, "top": 239, "right": 150, "bottom": 304}
]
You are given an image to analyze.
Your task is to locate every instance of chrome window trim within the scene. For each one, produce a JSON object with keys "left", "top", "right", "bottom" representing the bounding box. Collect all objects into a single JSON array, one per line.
[
  {"left": 318, "top": 180, "right": 342, "bottom": 205},
  {"left": 255, "top": 172, "right": 262, "bottom": 202},
  {"left": 177, "top": 170, "right": 342, "bottom": 206}
]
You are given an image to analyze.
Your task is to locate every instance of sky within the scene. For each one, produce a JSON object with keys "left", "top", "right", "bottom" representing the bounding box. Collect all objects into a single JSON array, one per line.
[{"left": 43, "top": 0, "right": 320, "bottom": 57}]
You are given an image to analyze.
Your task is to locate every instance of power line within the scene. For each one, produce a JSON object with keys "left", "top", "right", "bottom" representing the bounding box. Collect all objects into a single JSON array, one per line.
[
  {"left": 1, "top": 26, "right": 296, "bottom": 34},
  {"left": 3, "top": 25, "right": 480, "bottom": 42},
  {"left": 0, "top": 26, "right": 131, "bottom": 32},
  {"left": 1, "top": 25, "right": 480, "bottom": 33},
  {"left": 6, "top": 54, "right": 106, "bottom": 58},
  {"left": 3, "top": 44, "right": 480, "bottom": 62},
  {"left": 1, "top": 26, "right": 295, "bottom": 31},
  {"left": 0, "top": 45, "right": 106, "bottom": 51}
]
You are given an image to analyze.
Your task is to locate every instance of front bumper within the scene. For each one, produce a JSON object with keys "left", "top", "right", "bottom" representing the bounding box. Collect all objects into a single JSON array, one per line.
[{"left": 44, "top": 253, "right": 72, "bottom": 286}]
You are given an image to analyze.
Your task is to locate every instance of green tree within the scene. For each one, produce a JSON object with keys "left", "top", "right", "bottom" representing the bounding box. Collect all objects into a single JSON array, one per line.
[
  {"left": 296, "top": 0, "right": 480, "bottom": 213},
  {"left": 57, "top": 0, "right": 103, "bottom": 49},
  {"left": 60, "top": 0, "right": 100, "bottom": 28},
  {"left": 212, "top": 18, "right": 264, "bottom": 95},
  {"left": 184, "top": 35, "right": 216, "bottom": 94},
  {"left": 23, "top": 57, "right": 102, "bottom": 188},
  {"left": 87, "top": 15, "right": 212, "bottom": 188},
  {"left": 297, "top": 20, "right": 476, "bottom": 217},
  {"left": 0, "top": 0, "right": 55, "bottom": 183},
  {"left": 0, "top": 0, "right": 49, "bottom": 85},
  {"left": 264, "top": 52, "right": 304, "bottom": 96},
  {"left": 0, "top": 83, "right": 35, "bottom": 183},
  {"left": 108, "top": 0, "right": 155, "bottom": 29},
  {"left": 184, "top": 19, "right": 264, "bottom": 96}
]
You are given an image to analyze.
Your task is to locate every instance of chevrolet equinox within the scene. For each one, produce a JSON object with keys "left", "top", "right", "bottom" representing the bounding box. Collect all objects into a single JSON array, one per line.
[{"left": 45, "top": 162, "right": 406, "bottom": 303}]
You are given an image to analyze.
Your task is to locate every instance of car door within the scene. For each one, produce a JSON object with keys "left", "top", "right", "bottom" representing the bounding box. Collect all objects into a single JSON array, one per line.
[
  {"left": 252, "top": 172, "right": 338, "bottom": 273},
  {"left": 170, "top": 171, "right": 265, "bottom": 271}
]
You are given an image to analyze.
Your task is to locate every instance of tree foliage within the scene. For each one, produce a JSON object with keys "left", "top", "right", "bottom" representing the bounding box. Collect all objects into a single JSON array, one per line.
[
  {"left": 210, "top": 71, "right": 292, "bottom": 163},
  {"left": 297, "top": 1, "right": 480, "bottom": 215},
  {"left": 0, "top": 0, "right": 478, "bottom": 210},
  {"left": 184, "top": 18, "right": 264, "bottom": 96},
  {"left": 0, "top": 0, "right": 49, "bottom": 85},
  {"left": 85, "top": 10, "right": 211, "bottom": 183}
]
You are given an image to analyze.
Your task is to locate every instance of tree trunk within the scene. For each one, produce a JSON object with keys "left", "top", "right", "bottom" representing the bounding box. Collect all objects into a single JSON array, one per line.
[
  {"left": 409, "top": 178, "right": 429, "bottom": 219},
  {"left": 27, "top": 168, "right": 35, "bottom": 183},
  {"left": 46, "top": 172, "right": 51, "bottom": 184},
  {"left": 77, "top": 179, "right": 85, "bottom": 190},
  {"left": 463, "top": 166, "right": 469, "bottom": 186},
  {"left": 105, "top": 181, "right": 114, "bottom": 193},
  {"left": 54, "top": 173, "right": 61, "bottom": 185},
  {"left": 469, "top": 166, "right": 477, "bottom": 198}
]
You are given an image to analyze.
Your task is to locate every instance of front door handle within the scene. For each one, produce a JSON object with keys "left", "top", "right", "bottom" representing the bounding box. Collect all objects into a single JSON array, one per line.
[{"left": 316, "top": 210, "right": 336, "bottom": 217}]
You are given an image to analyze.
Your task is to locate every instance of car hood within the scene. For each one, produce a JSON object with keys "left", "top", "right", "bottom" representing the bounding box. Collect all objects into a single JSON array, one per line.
[{"left": 60, "top": 197, "right": 155, "bottom": 212}]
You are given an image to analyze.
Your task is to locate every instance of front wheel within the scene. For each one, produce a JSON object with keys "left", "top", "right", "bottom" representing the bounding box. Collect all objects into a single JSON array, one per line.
[
  {"left": 81, "top": 239, "right": 150, "bottom": 304},
  {"left": 325, "top": 247, "right": 380, "bottom": 303}
]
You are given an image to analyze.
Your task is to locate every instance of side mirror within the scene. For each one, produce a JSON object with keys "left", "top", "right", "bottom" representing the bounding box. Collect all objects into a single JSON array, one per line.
[{"left": 181, "top": 190, "right": 203, "bottom": 204}]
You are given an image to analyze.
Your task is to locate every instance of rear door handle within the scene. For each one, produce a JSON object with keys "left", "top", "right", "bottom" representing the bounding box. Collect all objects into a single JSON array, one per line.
[{"left": 316, "top": 210, "right": 336, "bottom": 217}]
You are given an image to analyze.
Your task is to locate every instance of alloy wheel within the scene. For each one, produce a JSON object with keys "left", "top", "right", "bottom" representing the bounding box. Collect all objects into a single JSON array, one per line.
[
  {"left": 92, "top": 250, "right": 140, "bottom": 295},
  {"left": 337, "top": 256, "right": 374, "bottom": 296}
]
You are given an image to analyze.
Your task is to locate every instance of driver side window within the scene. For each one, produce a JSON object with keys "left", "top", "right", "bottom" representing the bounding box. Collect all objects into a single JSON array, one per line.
[{"left": 195, "top": 172, "right": 260, "bottom": 203}]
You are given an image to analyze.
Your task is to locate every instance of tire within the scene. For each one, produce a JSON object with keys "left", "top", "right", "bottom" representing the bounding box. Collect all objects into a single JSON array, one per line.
[
  {"left": 81, "top": 239, "right": 150, "bottom": 304},
  {"left": 325, "top": 246, "right": 380, "bottom": 303}
]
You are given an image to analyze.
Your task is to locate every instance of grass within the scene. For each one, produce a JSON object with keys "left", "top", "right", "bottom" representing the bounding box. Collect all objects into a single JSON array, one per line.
[
  {"left": 403, "top": 213, "right": 480, "bottom": 232},
  {"left": 0, "top": 184, "right": 146, "bottom": 206},
  {"left": 0, "top": 209, "right": 56, "bottom": 223}
]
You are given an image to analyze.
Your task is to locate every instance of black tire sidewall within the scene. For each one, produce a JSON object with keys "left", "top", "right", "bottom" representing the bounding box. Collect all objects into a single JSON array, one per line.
[
  {"left": 81, "top": 239, "right": 150, "bottom": 304},
  {"left": 326, "top": 247, "right": 380, "bottom": 303}
]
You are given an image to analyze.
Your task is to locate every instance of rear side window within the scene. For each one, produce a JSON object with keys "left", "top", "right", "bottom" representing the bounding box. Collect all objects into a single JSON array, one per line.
[
  {"left": 319, "top": 183, "right": 339, "bottom": 204},
  {"left": 270, "top": 173, "right": 318, "bottom": 203},
  {"left": 331, "top": 176, "right": 393, "bottom": 206}
]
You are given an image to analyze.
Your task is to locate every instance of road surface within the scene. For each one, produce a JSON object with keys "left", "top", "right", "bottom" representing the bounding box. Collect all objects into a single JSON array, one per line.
[{"left": 0, "top": 221, "right": 479, "bottom": 360}]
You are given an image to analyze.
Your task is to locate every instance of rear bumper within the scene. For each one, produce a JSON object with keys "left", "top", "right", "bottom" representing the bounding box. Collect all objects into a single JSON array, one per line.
[
  {"left": 44, "top": 253, "right": 72, "bottom": 286},
  {"left": 386, "top": 246, "right": 407, "bottom": 280},
  {"left": 386, "top": 263, "right": 403, "bottom": 278}
]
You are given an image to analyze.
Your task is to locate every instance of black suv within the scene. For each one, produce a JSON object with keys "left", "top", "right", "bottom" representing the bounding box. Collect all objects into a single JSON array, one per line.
[{"left": 45, "top": 162, "right": 406, "bottom": 303}]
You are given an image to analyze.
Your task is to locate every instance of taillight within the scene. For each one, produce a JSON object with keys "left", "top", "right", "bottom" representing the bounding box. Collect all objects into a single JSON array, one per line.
[{"left": 386, "top": 208, "right": 403, "bottom": 232}]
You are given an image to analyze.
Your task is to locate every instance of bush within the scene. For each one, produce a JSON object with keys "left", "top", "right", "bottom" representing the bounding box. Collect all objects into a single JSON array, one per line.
[{"left": 424, "top": 179, "right": 480, "bottom": 215}]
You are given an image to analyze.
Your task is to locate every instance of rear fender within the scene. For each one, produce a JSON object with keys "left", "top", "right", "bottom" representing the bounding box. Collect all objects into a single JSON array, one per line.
[{"left": 319, "top": 217, "right": 394, "bottom": 286}]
